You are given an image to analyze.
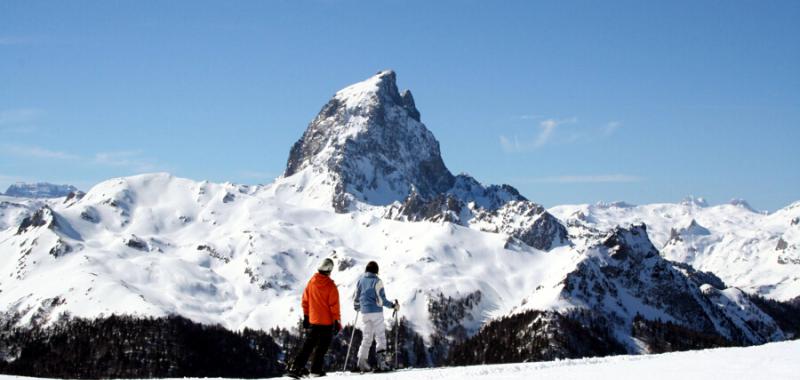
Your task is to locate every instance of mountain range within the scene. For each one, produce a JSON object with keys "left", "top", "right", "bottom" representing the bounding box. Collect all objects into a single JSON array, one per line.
[{"left": 1, "top": 71, "right": 798, "bottom": 375}]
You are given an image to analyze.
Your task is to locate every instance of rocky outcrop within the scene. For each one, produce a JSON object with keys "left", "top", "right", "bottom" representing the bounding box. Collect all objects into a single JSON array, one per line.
[
  {"left": 561, "top": 224, "right": 785, "bottom": 346},
  {"left": 387, "top": 190, "right": 465, "bottom": 224},
  {"left": 472, "top": 201, "right": 569, "bottom": 251},
  {"left": 16, "top": 206, "right": 57, "bottom": 235},
  {"left": 284, "top": 70, "right": 454, "bottom": 212}
]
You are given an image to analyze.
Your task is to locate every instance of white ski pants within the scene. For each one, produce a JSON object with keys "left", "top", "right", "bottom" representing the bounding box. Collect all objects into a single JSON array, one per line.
[{"left": 357, "top": 311, "right": 387, "bottom": 363}]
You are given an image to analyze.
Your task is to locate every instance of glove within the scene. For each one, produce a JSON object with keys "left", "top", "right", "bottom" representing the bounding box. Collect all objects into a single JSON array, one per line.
[
  {"left": 393, "top": 299, "right": 400, "bottom": 312},
  {"left": 302, "top": 315, "right": 310, "bottom": 329},
  {"left": 333, "top": 320, "right": 342, "bottom": 335}
]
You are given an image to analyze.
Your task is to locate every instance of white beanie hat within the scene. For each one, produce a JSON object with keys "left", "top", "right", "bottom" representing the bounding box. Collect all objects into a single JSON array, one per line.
[{"left": 318, "top": 258, "right": 334, "bottom": 273}]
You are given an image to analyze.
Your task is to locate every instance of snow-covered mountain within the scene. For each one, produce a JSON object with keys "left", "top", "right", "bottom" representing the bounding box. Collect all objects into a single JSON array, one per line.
[
  {"left": 3, "top": 183, "right": 79, "bottom": 198},
  {"left": 550, "top": 199, "right": 800, "bottom": 302},
  {"left": 0, "top": 71, "right": 797, "bottom": 365}
]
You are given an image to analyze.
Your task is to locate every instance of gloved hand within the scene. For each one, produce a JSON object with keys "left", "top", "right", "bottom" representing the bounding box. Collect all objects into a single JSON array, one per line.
[
  {"left": 333, "top": 320, "right": 342, "bottom": 335},
  {"left": 393, "top": 299, "right": 400, "bottom": 312},
  {"left": 303, "top": 314, "right": 310, "bottom": 329}
]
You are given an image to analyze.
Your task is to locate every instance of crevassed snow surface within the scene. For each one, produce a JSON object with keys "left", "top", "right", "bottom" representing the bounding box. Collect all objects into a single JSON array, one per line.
[{"left": 0, "top": 340, "right": 796, "bottom": 380}]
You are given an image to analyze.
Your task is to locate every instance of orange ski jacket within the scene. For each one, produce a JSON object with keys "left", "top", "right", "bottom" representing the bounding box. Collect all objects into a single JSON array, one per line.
[{"left": 302, "top": 272, "right": 341, "bottom": 325}]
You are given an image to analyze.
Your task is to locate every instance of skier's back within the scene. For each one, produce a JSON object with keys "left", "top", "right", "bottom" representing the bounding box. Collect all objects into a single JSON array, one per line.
[
  {"left": 288, "top": 258, "right": 341, "bottom": 378},
  {"left": 354, "top": 261, "right": 399, "bottom": 372}
]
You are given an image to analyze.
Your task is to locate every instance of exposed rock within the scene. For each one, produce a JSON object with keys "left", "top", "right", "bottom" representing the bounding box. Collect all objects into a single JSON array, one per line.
[
  {"left": 776, "top": 237, "right": 788, "bottom": 251},
  {"left": 387, "top": 190, "right": 464, "bottom": 224},
  {"left": 49, "top": 239, "right": 72, "bottom": 258},
  {"left": 729, "top": 198, "right": 756, "bottom": 212},
  {"left": 562, "top": 224, "right": 785, "bottom": 345},
  {"left": 63, "top": 191, "right": 85, "bottom": 206},
  {"left": 284, "top": 70, "right": 454, "bottom": 212},
  {"left": 16, "top": 206, "right": 57, "bottom": 235},
  {"left": 446, "top": 174, "right": 526, "bottom": 210},
  {"left": 80, "top": 207, "right": 100, "bottom": 223},
  {"left": 473, "top": 201, "right": 569, "bottom": 251},
  {"left": 125, "top": 235, "right": 149, "bottom": 251}
]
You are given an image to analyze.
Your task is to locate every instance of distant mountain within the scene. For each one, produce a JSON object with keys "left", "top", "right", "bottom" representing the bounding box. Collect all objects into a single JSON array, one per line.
[
  {"left": 4, "top": 182, "right": 79, "bottom": 198},
  {"left": 550, "top": 199, "right": 800, "bottom": 301}
]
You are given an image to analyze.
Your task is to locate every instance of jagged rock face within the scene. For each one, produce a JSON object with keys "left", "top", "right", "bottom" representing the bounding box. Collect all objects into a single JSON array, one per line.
[
  {"left": 387, "top": 190, "right": 465, "bottom": 224},
  {"left": 446, "top": 174, "right": 526, "bottom": 210},
  {"left": 386, "top": 193, "right": 569, "bottom": 251},
  {"left": 472, "top": 201, "right": 569, "bottom": 251},
  {"left": 281, "top": 70, "right": 569, "bottom": 251},
  {"left": 561, "top": 224, "right": 785, "bottom": 346},
  {"left": 284, "top": 70, "right": 454, "bottom": 211},
  {"left": 16, "top": 206, "right": 57, "bottom": 235}
]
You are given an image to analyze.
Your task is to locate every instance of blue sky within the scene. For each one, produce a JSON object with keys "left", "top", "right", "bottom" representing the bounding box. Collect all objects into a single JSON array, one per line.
[{"left": 1, "top": 1, "right": 798, "bottom": 210}]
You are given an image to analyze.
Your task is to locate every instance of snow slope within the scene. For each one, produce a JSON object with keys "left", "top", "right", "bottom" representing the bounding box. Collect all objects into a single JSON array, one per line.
[
  {"left": 0, "top": 172, "right": 582, "bottom": 341},
  {"left": 326, "top": 340, "right": 799, "bottom": 380}
]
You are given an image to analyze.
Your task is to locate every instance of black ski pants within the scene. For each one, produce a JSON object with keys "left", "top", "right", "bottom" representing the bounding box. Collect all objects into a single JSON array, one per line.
[{"left": 293, "top": 324, "right": 334, "bottom": 373}]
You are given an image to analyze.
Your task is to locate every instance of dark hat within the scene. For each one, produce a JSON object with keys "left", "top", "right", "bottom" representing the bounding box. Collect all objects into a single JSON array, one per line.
[{"left": 365, "top": 261, "right": 379, "bottom": 274}]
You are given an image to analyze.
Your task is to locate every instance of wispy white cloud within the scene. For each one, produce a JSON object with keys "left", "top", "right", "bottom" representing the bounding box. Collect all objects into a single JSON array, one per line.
[
  {"left": 603, "top": 121, "right": 622, "bottom": 136},
  {"left": 1, "top": 144, "right": 163, "bottom": 173},
  {"left": 516, "top": 174, "right": 643, "bottom": 184},
  {"left": 500, "top": 116, "right": 577, "bottom": 152},
  {"left": 94, "top": 150, "right": 159, "bottom": 172},
  {"left": 534, "top": 117, "right": 576, "bottom": 147},
  {"left": 1, "top": 143, "right": 80, "bottom": 160},
  {"left": 499, "top": 135, "right": 521, "bottom": 152}
]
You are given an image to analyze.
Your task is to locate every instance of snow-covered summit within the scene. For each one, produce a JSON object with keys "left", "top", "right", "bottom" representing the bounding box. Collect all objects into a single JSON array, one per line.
[
  {"left": 282, "top": 70, "right": 536, "bottom": 217},
  {"left": 284, "top": 70, "right": 452, "bottom": 211},
  {"left": 729, "top": 198, "right": 758, "bottom": 213},
  {"left": 680, "top": 196, "right": 708, "bottom": 208}
]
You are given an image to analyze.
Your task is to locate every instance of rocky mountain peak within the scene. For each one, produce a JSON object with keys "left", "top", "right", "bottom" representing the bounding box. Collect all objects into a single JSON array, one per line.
[{"left": 283, "top": 70, "right": 454, "bottom": 211}]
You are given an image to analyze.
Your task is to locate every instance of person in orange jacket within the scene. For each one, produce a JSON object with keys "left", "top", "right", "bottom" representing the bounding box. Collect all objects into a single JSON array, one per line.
[{"left": 288, "top": 258, "right": 341, "bottom": 378}]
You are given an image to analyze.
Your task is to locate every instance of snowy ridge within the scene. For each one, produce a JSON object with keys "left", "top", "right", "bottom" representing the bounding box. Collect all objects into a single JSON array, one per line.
[{"left": 551, "top": 200, "right": 800, "bottom": 301}]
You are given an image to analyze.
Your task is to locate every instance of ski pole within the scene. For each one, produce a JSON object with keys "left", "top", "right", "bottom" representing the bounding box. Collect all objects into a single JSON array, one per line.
[
  {"left": 393, "top": 302, "right": 399, "bottom": 369},
  {"left": 342, "top": 311, "right": 359, "bottom": 372}
]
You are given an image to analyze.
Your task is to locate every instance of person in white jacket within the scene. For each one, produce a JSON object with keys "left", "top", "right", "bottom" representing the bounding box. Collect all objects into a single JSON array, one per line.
[{"left": 353, "top": 261, "right": 399, "bottom": 372}]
